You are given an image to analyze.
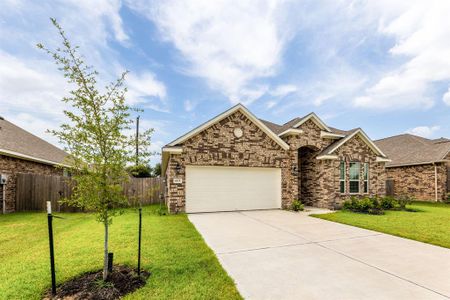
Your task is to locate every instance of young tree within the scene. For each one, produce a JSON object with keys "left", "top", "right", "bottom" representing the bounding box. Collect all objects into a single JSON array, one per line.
[
  {"left": 38, "top": 18, "right": 153, "bottom": 280},
  {"left": 152, "top": 163, "right": 162, "bottom": 177}
]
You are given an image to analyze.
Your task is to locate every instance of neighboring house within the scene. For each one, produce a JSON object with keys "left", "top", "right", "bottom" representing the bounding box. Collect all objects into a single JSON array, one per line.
[
  {"left": 161, "top": 104, "right": 389, "bottom": 213},
  {"left": 0, "top": 116, "right": 68, "bottom": 213},
  {"left": 375, "top": 134, "right": 450, "bottom": 201}
]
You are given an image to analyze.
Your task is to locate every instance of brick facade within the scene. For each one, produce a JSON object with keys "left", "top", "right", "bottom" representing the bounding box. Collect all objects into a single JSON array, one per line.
[
  {"left": 332, "top": 135, "right": 386, "bottom": 207},
  {"left": 386, "top": 163, "right": 448, "bottom": 201},
  {"left": 165, "top": 111, "right": 291, "bottom": 213},
  {"left": 165, "top": 111, "right": 387, "bottom": 213},
  {"left": 0, "top": 155, "right": 62, "bottom": 212},
  {"left": 284, "top": 122, "right": 386, "bottom": 209}
]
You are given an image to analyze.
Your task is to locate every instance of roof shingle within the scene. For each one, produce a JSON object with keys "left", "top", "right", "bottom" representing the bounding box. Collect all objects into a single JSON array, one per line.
[
  {"left": 0, "top": 118, "right": 68, "bottom": 165},
  {"left": 375, "top": 134, "right": 450, "bottom": 167}
]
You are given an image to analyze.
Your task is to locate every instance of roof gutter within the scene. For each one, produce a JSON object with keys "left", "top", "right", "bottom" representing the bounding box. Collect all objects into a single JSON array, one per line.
[
  {"left": 0, "top": 149, "right": 70, "bottom": 168},
  {"left": 385, "top": 160, "right": 450, "bottom": 168}
]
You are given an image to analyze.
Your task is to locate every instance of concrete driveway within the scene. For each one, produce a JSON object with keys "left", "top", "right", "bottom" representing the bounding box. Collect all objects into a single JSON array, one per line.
[{"left": 189, "top": 209, "right": 450, "bottom": 300}]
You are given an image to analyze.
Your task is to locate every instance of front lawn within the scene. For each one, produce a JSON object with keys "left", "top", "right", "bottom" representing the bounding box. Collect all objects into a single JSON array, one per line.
[
  {"left": 313, "top": 202, "right": 450, "bottom": 249},
  {"left": 0, "top": 205, "right": 241, "bottom": 300}
]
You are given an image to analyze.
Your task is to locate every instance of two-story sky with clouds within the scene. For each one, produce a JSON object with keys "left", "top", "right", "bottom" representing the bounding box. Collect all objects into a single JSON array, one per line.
[{"left": 1, "top": 0, "right": 450, "bottom": 165}]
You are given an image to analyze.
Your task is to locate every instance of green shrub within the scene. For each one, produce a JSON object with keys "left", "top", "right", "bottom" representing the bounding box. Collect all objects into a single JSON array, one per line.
[
  {"left": 342, "top": 196, "right": 384, "bottom": 215},
  {"left": 396, "top": 194, "right": 414, "bottom": 210},
  {"left": 291, "top": 199, "right": 304, "bottom": 212},
  {"left": 342, "top": 195, "right": 417, "bottom": 215},
  {"left": 380, "top": 196, "right": 397, "bottom": 210},
  {"left": 445, "top": 193, "right": 450, "bottom": 204}
]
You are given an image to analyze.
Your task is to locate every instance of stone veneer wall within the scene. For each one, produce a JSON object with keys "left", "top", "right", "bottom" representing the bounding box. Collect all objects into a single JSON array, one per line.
[
  {"left": 281, "top": 120, "right": 386, "bottom": 208},
  {"left": 331, "top": 135, "right": 386, "bottom": 207},
  {"left": 282, "top": 119, "right": 335, "bottom": 204},
  {"left": 0, "top": 155, "right": 62, "bottom": 212},
  {"left": 386, "top": 163, "right": 447, "bottom": 201},
  {"left": 165, "top": 115, "right": 387, "bottom": 212},
  {"left": 165, "top": 111, "right": 291, "bottom": 213}
]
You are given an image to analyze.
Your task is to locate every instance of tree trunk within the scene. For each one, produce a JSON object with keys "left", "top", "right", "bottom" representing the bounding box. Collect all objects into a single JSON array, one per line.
[{"left": 103, "top": 213, "right": 109, "bottom": 281}]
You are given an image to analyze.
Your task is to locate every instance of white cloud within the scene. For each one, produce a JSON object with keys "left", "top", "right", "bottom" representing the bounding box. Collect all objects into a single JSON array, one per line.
[
  {"left": 126, "top": 72, "right": 167, "bottom": 105},
  {"left": 0, "top": 1, "right": 169, "bottom": 147},
  {"left": 443, "top": 87, "right": 450, "bottom": 106},
  {"left": 0, "top": 51, "right": 69, "bottom": 145},
  {"left": 354, "top": 1, "right": 450, "bottom": 109},
  {"left": 128, "top": 0, "right": 297, "bottom": 104},
  {"left": 183, "top": 99, "right": 196, "bottom": 112},
  {"left": 266, "top": 101, "right": 277, "bottom": 109},
  {"left": 270, "top": 84, "right": 297, "bottom": 97},
  {"left": 407, "top": 125, "right": 440, "bottom": 138}
]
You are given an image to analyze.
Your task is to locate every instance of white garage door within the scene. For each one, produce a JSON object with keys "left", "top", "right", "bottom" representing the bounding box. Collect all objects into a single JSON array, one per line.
[{"left": 185, "top": 165, "right": 281, "bottom": 213}]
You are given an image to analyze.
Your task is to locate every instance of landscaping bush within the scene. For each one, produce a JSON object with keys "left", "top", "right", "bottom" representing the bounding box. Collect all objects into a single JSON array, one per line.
[
  {"left": 446, "top": 193, "right": 450, "bottom": 204},
  {"left": 342, "top": 195, "right": 417, "bottom": 215},
  {"left": 395, "top": 194, "right": 415, "bottom": 211},
  {"left": 380, "top": 196, "right": 397, "bottom": 210},
  {"left": 342, "top": 196, "right": 383, "bottom": 215},
  {"left": 291, "top": 199, "right": 304, "bottom": 212}
]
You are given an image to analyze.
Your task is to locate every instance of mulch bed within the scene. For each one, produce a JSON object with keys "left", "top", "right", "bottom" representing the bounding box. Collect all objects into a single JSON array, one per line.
[{"left": 44, "top": 265, "right": 150, "bottom": 300}]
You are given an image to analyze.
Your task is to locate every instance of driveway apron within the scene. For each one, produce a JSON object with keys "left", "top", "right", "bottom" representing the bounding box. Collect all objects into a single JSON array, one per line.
[{"left": 189, "top": 209, "right": 450, "bottom": 300}]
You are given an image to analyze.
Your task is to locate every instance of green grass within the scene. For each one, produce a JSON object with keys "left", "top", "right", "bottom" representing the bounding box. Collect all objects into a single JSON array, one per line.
[
  {"left": 0, "top": 205, "right": 241, "bottom": 300},
  {"left": 313, "top": 201, "right": 450, "bottom": 249}
]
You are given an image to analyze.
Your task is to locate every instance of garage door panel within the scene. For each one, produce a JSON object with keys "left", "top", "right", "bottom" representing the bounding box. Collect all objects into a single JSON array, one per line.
[{"left": 186, "top": 166, "right": 281, "bottom": 213}]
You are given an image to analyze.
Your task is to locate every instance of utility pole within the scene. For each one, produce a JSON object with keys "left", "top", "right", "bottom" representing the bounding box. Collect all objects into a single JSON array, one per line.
[{"left": 136, "top": 115, "right": 140, "bottom": 166}]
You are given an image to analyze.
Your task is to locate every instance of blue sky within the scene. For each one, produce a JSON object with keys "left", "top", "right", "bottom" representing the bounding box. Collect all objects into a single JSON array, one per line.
[{"left": 1, "top": 0, "right": 450, "bottom": 165}]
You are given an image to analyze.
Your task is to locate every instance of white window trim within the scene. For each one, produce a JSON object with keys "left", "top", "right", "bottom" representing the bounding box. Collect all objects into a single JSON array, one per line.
[
  {"left": 364, "top": 162, "right": 369, "bottom": 194},
  {"left": 339, "top": 161, "right": 346, "bottom": 194},
  {"left": 349, "top": 162, "right": 360, "bottom": 194}
]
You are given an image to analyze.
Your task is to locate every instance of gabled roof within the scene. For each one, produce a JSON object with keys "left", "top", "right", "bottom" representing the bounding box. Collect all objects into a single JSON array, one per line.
[
  {"left": 375, "top": 134, "right": 450, "bottom": 167},
  {"left": 0, "top": 117, "right": 68, "bottom": 166},
  {"left": 317, "top": 128, "right": 388, "bottom": 159},
  {"left": 293, "top": 112, "right": 331, "bottom": 132},
  {"left": 167, "top": 104, "right": 290, "bottom": 150}
]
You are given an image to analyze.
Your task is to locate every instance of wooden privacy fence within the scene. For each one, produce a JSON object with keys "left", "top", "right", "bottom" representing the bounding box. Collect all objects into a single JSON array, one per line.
[{"left": 15, "top": 173, "right": 164, "bottom": 212}]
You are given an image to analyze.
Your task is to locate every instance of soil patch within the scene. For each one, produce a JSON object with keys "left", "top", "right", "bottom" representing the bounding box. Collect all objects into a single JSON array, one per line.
[{"left": 44, "top": 265, "right": 150, "bottom": 300}]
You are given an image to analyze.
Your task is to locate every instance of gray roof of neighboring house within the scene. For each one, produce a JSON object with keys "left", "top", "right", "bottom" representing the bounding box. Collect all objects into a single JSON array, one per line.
[
  {"left": 374, "top": 134, "right": 450, "bottom": 167},
  {"left": 0, "top": 117, "right": 68, "bottom": 165}
]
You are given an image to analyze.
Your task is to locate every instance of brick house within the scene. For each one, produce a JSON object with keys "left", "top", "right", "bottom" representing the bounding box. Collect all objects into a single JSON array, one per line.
[
  {"left": 375, "top": 134, "right": 450, "bottom": 201},
  {"left": 162, "top": 104, "right": 389, "bottom": 213},
  {"left": 0, "top": 117, "right": 68, "bottom": 213}
]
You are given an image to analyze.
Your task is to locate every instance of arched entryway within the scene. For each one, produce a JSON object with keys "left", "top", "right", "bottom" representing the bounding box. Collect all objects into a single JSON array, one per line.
[{"left": 298, "top": 145, "right": 320, "bottom": 205}]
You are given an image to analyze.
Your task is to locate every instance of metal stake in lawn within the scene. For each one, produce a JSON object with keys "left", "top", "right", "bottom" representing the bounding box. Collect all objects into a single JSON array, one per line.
[
  {"left": 138, "top": 206, "right": 142, "bottom": 276},
  {"left": 47, "top": 201, "right": 57, "bottom": 296}
]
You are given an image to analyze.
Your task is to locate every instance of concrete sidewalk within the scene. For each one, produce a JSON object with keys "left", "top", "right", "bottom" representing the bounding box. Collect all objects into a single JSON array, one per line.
[{"left": 189, "top": 209, "right": 450, "bottom": 300}]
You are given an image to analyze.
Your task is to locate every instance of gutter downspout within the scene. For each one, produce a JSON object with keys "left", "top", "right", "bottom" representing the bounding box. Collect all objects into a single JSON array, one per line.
[{"left": 434, "top": 163, "right": 438, "bottom": 202}]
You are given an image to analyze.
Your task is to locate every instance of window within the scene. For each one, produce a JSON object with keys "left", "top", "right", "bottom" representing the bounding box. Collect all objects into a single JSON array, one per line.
[
  {"left": 339, "top": 161, "right": 345, "bottom": 193},
  {"left": 349, "top": 162, "right": 360, "bottom": 193},
  {"left": 364, "top": 163, "right": 369, "bottom": 193}
]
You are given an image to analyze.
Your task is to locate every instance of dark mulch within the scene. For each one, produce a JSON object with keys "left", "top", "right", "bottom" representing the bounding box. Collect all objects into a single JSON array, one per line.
[{"left": 44, "top": 265, "right": 150, "bottom": 300}]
